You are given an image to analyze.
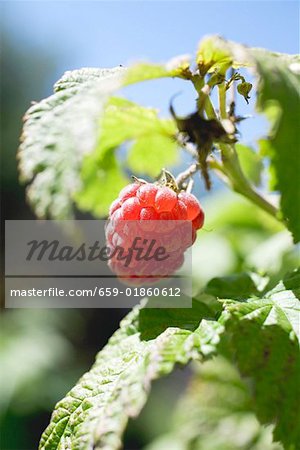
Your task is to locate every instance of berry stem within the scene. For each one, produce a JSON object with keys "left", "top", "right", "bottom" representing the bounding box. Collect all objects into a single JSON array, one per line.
[{"left": 176, "top": 163, "right": 200, "bottom": 190}]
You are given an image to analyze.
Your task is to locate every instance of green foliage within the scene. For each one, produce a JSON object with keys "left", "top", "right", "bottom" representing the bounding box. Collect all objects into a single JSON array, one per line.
[
  {"left": 19, "top": 36, "right": 300, "bottom": 236},
  {"left": 205, "top": 272, "right": 262, "bottom": 299},
  {"left": 39, "top": 300, "right": 223, "bottom": 450},
  {"left": 254, "top": 51, "right": 300, "bottom": 242},
  {"left": 17, "top": 35, "right": 300, "bottom": 450},
  {"left": 40, "top": 271, "right": 300, "bottom": 450},
  {"left": 218, "top": 270, "right": 300, "bottom": 448},
  {"left": 196, "top": 35, "right": 236, "bottom": 75},
  {"left": 146, "top": 357, "right": 282, "bottom": 450},
  {"left": 124, "top": 55, "right": 192, "bottom": 84}
]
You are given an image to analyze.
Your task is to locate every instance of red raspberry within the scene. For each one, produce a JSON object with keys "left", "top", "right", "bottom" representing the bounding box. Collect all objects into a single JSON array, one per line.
[
  {"left": 172, "top": 200, "right": 187, "bottom": 220},
  {"left": 178, "top": 192, "right": 202, "bottom": 220},
  {"left": 109, "top": 199, "right": 121, "bottom": 216},
  {"left": 118, "top": 183, "right": 140, "bottom": 203},
  {"left": 137, "top": 184, "right": 158, "bottom": 206},
  {"left": 155, "top": 186, "right": 177, "bottom": 212},
  {"left": 106, "top": 181, "right": 205, "bottom": 284},
  {"left": 121, "top": 197, "right": 141, "bottom": 220},
  {"left": 192, "top": 210, "right": 205, "bottom": 230}
]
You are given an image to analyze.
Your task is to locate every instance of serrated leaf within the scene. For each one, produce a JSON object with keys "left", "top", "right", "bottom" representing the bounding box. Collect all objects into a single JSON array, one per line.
[
  {"left": 39, "top": 300, "right": 223, "bottom": 450},
  {"left": 219, "top": 270, "right": 300, "bottom": 448},
  {"left": 253, "top": 51, "right": 300, "bottom": 242},
  {"left": 235, "top": 144, "right": 264, "bottom": 186},
  {"left": 18, "top": 67, "right": 126, "bottom": 218},
  {"left": 53, "top": 68, "right": 126, "bottom": 92},
  {"left": 39, "top": 271, "right": 300, "bottom": 450},
  {"left": 221, "top": 269, "right": 300, "bottom": 340}
]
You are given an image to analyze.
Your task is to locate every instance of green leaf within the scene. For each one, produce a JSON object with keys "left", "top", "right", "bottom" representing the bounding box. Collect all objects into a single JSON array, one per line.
[
  {"left": 235, "top": 144, "right": 264, "bottom": 186},
  {"left": 18, "top": 67, "right": 126, "bottom": 218},
  {"left": 146, "top": 357, "right": 282, "bottom": 450},
  {"left": 139, "top": 297, "right": 219, "bottom": 340},
  {"left": 253, "top": 51, "right": 300, "bottom": 242},
  {"left": 128, "top": 133, "right": 178, "bottom": 176},
  {"left": 124, "top": 55, "right": 192, "bottom": 85},
  {"left": 53, "top": 68, "right": 125, "bottom": 92},
  {"left": 197, "top": 38, "right": 300, "bottom": 241},
  {"left": 39, "top": 300, "right": 223, "bottom": 450},
  {"left": 74, "top": 150, "right": 128, "bottom": 217},
  {"left": 196, "top": 35, "right": 244, "bottom": 76},
  {"left": 219, "top": 270, "right": 300, "bottom": 448},
  {"left": 39, "top": 271, "right": 300, "bottom": 450},
  {"left": 75, "top": 97, "right": 178, "bottom": 215},
  {"left": 205, "top": 272, "right": 263, "bottom": 300}
]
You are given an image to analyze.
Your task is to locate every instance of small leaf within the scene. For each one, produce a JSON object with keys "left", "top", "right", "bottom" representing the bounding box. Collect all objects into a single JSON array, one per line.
[{"left": 196, "top": 35, "right": 239, "bottom": 76}]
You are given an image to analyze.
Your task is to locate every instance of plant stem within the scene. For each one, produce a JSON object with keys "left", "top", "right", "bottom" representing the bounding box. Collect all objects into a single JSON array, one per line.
[
  {"left": 176, "top": 163, "right": 200, "bottom": 189},
  {"left": 199, "top": 87, "right": 218, "bottom": 120},
  {"left": 218, "top": 84, "right": 227, "bottom": 119},
  {"left": 219, "top": 143, "right": 279, "bottom": 218}
]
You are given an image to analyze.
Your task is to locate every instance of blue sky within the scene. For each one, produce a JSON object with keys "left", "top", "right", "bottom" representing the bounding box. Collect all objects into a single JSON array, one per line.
[{"left": 2, "top": 1, "right": 299, "bottom": 144}]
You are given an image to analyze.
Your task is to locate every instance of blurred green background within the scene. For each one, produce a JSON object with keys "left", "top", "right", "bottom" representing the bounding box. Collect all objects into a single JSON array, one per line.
[{"left": 1, "top": 1, "right": 299, "bottom": 449}]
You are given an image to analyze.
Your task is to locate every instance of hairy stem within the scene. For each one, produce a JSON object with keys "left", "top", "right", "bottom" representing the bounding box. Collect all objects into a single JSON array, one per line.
[{"left": 176, "top": 163, "right": 200, "bottom": 189}]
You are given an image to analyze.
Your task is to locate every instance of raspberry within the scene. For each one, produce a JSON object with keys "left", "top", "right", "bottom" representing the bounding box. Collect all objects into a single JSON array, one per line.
[
  {"left": 192, "top": 210, "right": 205, "bottom": 230},
  {"left": 109, "top": 199, "right": 121, "bottom": 216},
  {"left": 106, "top": 181, "right": 205, "bottom": 284},
  {"left": 155, "top": 186, "right": 177, "bottom": 212},
  {"left": 178, "top": 192, "right": 202, "bottom": 220},
  {"left": 119, "top": 183, "right": 140, "bottom": 203},
  {"left": 121, "top": 197, "right": 141, "bottom": 220},
  {"left": 172, "top": 200, "right": 188, "bottom": 220},
  {"left": 137, "top": 184, "right": 158, "bottom": 206}
]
